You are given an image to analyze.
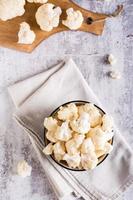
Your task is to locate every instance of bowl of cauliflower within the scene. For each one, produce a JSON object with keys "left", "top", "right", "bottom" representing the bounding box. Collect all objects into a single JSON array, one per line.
[{"left": 43, "top": 100, "right": 114, "bottom": 171}]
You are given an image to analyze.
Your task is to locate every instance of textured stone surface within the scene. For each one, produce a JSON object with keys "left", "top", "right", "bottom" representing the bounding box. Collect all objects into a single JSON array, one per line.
[{"left": 0, "top": 0, "right": 133, "bottom": 199}]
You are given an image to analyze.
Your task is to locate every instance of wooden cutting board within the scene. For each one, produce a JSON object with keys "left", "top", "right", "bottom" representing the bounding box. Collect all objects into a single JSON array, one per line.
[{"left": 0, "top": 0, "right": 120, "bottom": 53}]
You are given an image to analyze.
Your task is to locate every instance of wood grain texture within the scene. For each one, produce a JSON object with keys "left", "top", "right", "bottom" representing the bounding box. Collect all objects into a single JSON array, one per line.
[
  {"left": 0, "top": 0, "right": 109, "bottom": 53},
  {"left": 0, "top": 0, "right": 133, "bottom": 200}
]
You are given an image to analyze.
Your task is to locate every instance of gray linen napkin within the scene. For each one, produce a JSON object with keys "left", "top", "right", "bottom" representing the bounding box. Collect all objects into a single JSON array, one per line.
[{"left": 8, "top": 58, "right": 133, "bottom": 200}]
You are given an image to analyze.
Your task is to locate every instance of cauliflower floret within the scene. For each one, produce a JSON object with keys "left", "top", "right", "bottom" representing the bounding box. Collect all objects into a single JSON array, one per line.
[
  {"left": 44, "top": 117, "right": 58, "bottom": 131},
  {"left": 43, "top": 143, "right": 53, "bottom": 155},
  {"left": 0, "top": 0, "right": 25, "bottom": 21},
  {"left": 18, "top": 22, "right": 36, "bottom": 44},
  {"left": 65, "top": 139, "right": 79, "bottom": 155},
  {"left": 27, "top": 0, "right": 47, "bottom": 3},
  {"left": 62, "top": 8, "right": 83, "bottom": 30},
  {"left": 54, "top": 154, "right": 63, "bottom": 162},
  {"left": 17, "top": 160, "right": 32, "bottom": 178},
  {"left": 89, "top": 127, "right": 114, "bottom": 150},
  {"left": 109, "top": 70, "right": 121, "bottom": 79},
  {"left": 53, "top": 141, "right": 66, "bottom": 155},
  {"left": 58, "top": 103, "right": 78, "bottom": 121},
  {"left": 63, "top": 153, "right": 81, "bottom": 168},
  {"left": 79, "top": 103, "right": 102, "bottom": 128},
  {"left": 46, "top": 131, "right": 58, "bottom": 143},
  {"left": 35, "top": 3, "right": 62, "bottom": 31},
  {"left": 73, "top": 133, "right": 85, "bottom": 148},
  {"left": 70, "top": 112, "right": 90, "bottom": 134},
  {"left": 88, "top": 127, "right": 106, "bottom": 150},
  {"left": 81, "top": 152, "right": 98, "bottom": 170},
  {"left": 95, "top": 142, "right": 113, "bottom": 158},
  {"left": 104, "top": 142, "right": 113, "bottom": 153},
  {"left": 55, "top": 122, "right": 72, "bottom": 141},
  {"left": 108, "top": 54, "right": 117, "bottom": 65},
  {"left": 102, "top": 114, "right": 113, "bottom": 131},
  {"left": 81, "top": 138, "right": 95, "bottom": 154}
]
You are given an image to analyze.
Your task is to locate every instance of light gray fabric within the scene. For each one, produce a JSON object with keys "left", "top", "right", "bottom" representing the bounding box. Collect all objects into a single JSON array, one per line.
[{"left": 8, "top": 59, "right": 133, "bottom": 200}]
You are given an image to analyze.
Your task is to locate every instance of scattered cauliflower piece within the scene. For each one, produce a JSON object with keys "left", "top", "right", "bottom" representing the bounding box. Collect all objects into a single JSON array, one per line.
[
  {"left": 55, "top": 122, "right": 72, "bottom": 141},
  {"left": 102, "top": 114, "right": 113, "bottom": 131},
  {"left": 58, "top": 103, "right": 78, "bottom": 121},
  {"left": 63, "top": 153, "right": 81, "bottom": 168},
  {"left": 44, "top": 117, "right": 58, "bottom": 131},
  {"left": 65, "top": 139, "right": 79, "bottom": 155},
  {"left": 81, "top": 152, "right": 98, "bottom": 170},
  {"left": 0, "top": 0, "right": 25, "bottom": 21},
  {"left": 17, "top": 160, "right": 32, "bottom": 178},
  {"left": 81, "top": 138, "right": 95, "bottom": 154},
  {"left": 109, "top": 70, "right": 121, "bottom": 79},
  {"left": 62, "top": 8, "right": 83, "bottom": 30},
  {"left": 18, "top": 22, "right": 36, "bottom": 44},
  {"left": 27, "top": 0, "right": 48, "bottom": 3},
  {"left": 108, "top": 54, "right": 117, "bottom": 65},
  {"left": 70, "top": 112, "right": 90, "bottom": 134},
  {"left": 43, "top": 143, "right": 53, "bottom": 155},
  {"left": 35, "top": 3, "right": 62, "bottom": 31}
]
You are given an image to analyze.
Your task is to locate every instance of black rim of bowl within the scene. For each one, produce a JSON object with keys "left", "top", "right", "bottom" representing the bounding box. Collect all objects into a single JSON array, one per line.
[{"left": 44, "top": 100, "right": 114, "bottom": 171}]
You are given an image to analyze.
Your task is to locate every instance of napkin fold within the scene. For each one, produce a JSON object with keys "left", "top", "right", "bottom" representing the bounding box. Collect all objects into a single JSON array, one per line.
[{"left": 8, "top": 59, "right": 133, "bottom": 200}]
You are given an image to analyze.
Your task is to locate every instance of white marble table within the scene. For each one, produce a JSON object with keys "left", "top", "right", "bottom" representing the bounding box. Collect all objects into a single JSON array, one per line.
[{"left": 0, "top": 0, "right": 133, "bottom": 199}]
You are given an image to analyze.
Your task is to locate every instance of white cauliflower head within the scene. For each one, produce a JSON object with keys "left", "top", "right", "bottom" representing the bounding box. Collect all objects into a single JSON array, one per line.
[
  {"left": 58, "top": 103, "right": 78, "bottom": 121},
  {"left": 18, "top": 22, "right": 36, "bottom": 44},
  {"left": 35, "top": 3, "right": 62, "bottom": 31},
  {"left": 55, "top": 122, "right": 72, "bottom": 141},
  {"left": 62, "top": 8, "right": 83, "bottom": 30},
  {"left": 70, "top": 112, "right": 90, "bottom": 134},
  {"left": 27, "top": 0, "right": 48, "bottom": 3},
  {"left": 17, "top": 160, "right": 32, "bottom": 178},
  {"left": 0, "top": 0, "right": 25, "bottom": 21}
]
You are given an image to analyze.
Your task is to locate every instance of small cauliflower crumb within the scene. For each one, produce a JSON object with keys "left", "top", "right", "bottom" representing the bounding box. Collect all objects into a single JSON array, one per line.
[
  {"left": 35, "top": 3, "right": 62, "bottom": 32},
  {"left": 18, "top": 22, "right": 36, "bottom": 44},
  {"left": 27, "top": 0, "right": 48, "bottom": 3},
  {"left": 17, "top": 160, "right": 32, "bottom": 178},
  {"left": 0, "top": 0, "right": 25, "bottom": 21},
  {"left": 108, "top": 54, "right": 117, "bottom": 65},
  {"left": 62, "top": 8, "right": 83, "bottom": 30},
  {"left": 109, "top": 70, "right": 121, "bottom": 79}
]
